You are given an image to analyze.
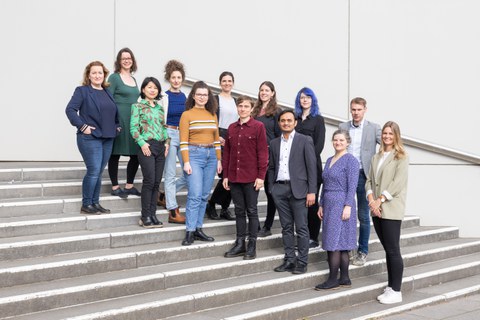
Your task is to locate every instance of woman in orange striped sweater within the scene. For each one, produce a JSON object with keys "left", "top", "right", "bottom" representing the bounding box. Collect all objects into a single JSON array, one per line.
[{"left": 179, "top": 81, "right": 222, "bottom": 245}]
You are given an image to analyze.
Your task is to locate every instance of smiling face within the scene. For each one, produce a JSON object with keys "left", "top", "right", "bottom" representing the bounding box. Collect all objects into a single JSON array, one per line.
[
  {"left": 300, "top": 93, "right": 312, "bottom": 110},
  {"left": 332, "top": 132, "right": 349, "bottom": 153},
  {"left": 278, "top": 112, "right": 297, "bottom": 134},
  {"left": 237, "top": 99, "right": 253, "bottom": 121},
  {"left": 120, "top": 52, "right": 133, "bottom": 71},
  {"left": 259, "top": 84, "right": 275, "bottom": 104},
  {"left": 193, "top": 88, "right": 209, "bottom": 107},
  {"left": 382, "top": 126, "right": 395, "bottom": 150},
  {"left": 89, "top": 66, "right": 105, "bottom": 88},
  {"left": 142, "top": 81, "right": 159, "bottom": 101},
  {"left": 169, "top": 70, "right": 183, "bottom": 91},
  {"left": 220, "top": 75, "right": 234, "bottom": 94}
]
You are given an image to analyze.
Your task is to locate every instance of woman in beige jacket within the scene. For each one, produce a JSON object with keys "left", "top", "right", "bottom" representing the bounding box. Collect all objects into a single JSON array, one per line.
[{"left": 366, "top": 121, "right": 409, "bottom": 305}]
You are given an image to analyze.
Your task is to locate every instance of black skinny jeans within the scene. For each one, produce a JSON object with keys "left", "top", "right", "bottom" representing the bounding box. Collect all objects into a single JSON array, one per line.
[
  {"left": 108, "top": 154, "right": 139, "bottom": 186},
  {"left": 138, "top": 140, "right": 165, "bottom": 218},
  {"left": 230, "top": 182, "right": 260, "bottom": 239}
]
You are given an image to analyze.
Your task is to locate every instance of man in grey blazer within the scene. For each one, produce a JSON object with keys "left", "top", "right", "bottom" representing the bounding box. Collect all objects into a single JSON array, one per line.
[
  {"left": 339, "top": 97, "right": 381, "bottom": 266},
  {"left": 268, "top": 110, "right": 317, "bottom": 274}
]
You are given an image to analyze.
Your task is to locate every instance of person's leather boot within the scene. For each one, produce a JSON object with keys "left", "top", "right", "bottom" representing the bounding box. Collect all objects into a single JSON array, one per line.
[
  {"left": 157, "top": 191, "right": 166, "bottom": 208},
  {"left": 224, "top": 237, "right": 246, "bottom": 258},
  {"left": 205, "top": 202, "right": 221, "bottom": 220},
  {"left": 244, "top": 238, "right": 257, "bottom": 260},
  {"left": 194, "top": 228, "right": 215, "bottom": 241},
  {"left": 182, "top": 231, "right": 194, "bottom": 246},
  {"left": 138, "top": 216, "right": 155, "bottom": 228},
  {"left": 150, "top": 214, "right": 164, "bottom": 228},
  {"left": 168, "top": 207, "right": 186, "bottom": 224}
]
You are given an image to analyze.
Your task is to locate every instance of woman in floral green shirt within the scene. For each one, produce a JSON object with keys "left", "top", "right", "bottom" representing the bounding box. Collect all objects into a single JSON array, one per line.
[{"left": 130, "top": 77, "right": 170, "bottom": 228}]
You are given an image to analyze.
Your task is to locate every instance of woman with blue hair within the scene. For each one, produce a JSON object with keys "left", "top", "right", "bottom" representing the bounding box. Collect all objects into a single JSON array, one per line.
[{"left": 294, "top": 87, "right": 326, "bottom": 248}]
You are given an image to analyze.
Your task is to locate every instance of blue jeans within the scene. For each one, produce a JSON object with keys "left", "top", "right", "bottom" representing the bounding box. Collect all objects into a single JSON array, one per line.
[
  {"left": 185, "top": 146, "right": 218, "bottom": 231},
  {"left": 357, "top": 169, "right": 370, "bottom": 254},
  {"left": 77, "top": 134, "right": 114, "bottom": 206},
  {"left": 163, "top": 128, "right": 188, "bottom": 210}
]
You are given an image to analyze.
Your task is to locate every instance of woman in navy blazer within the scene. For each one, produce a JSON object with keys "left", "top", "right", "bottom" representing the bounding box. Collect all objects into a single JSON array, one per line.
[{"left": 66, "top": 61, "right": 119, "bottom": 214}]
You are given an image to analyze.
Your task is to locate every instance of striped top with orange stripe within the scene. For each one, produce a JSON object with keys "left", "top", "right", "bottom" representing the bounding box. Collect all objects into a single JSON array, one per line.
[{"left": 179, "top": 107, "right": 221, "bottom": 162}]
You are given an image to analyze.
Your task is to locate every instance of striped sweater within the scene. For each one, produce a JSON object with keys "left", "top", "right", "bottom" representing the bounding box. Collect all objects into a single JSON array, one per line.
[{"left": 179, "top": 107, "right": 221, "bottom": 162}]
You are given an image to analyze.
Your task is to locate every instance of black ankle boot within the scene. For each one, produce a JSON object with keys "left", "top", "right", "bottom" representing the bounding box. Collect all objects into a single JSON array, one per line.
[
  {"left": 182, "top": 231, "right": 194, "bottom": 246},
  {"left": 194, "top": 228, "right": 215, "bottom": 241},
  {"left": 224, "top": 237, "right": 246, "bottom": 258},
  {"left": 244, "top": 238, "right": 257, "bottom": 260}
]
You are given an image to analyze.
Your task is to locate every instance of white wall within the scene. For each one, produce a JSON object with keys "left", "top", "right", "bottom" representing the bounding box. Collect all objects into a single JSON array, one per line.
[{"left": 0, "top": 0, "right": 479, "bottom": 235}]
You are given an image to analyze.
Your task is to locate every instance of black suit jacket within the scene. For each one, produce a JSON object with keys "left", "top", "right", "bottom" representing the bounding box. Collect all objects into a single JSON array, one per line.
[{"left": 267, "top": 132, "right": 317, "bottom": 199}]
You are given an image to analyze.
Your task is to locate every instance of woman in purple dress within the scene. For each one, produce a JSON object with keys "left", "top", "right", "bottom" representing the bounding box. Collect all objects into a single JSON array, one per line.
[{"left": 315, "top": 129, "right": 359, "bottom": 290}]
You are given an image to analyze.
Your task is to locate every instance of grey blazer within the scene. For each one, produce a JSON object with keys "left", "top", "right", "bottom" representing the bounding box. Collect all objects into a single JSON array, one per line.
[
  {"left": 339, "top": 120, "right": 381, "bottom": 176},
  {"left": 267, "top": 132, "right": 317, "bottom": 199},
  {"left": 366, "top": 152, "right": 409, "bottom": 220}
]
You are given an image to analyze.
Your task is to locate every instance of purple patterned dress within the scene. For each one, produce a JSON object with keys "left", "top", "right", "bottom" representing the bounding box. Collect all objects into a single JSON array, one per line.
[{"left": 320, "top": 153, "right": 359, "bottom": 251}]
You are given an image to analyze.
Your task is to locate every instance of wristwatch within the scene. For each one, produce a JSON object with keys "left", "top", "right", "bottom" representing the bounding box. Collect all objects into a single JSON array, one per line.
[{"left": 380, "top": 195, "right": 386, "bottom": 203}]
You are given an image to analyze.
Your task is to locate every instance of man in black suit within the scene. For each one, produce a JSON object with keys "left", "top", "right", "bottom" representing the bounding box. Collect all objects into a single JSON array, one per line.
[{"left": 268, "top": 110, "right": 317, "bottom": 274}]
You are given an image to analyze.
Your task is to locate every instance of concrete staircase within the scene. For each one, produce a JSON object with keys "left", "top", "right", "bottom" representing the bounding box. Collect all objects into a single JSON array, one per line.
[{"left": 0, "top": 162, "right": 479, "bottom": 320}]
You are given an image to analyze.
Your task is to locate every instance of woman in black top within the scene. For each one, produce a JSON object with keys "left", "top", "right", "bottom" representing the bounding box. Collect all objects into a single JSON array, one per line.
[
  {"left": 294, "top": 87, "right": 326, "bottom": 248},
  {"left": 252, "top": 81, "right": 281, "bottom": 237}
]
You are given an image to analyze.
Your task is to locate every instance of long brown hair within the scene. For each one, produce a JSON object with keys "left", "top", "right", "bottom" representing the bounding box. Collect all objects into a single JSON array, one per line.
[
  {"left": 185, "top": 81, "right": 218, "bottom": 115},
  {"left": 380, "top": 121, "right": 406, "bottom": 159},
  {"left": 82, "top": 61, "right": 110, "bottom": 88},
  {"left": 114, "top": 48, "right": 137, "bottom": 73},
  {"left": 252, "top": 81, "right": 278, "bottom": 117}
]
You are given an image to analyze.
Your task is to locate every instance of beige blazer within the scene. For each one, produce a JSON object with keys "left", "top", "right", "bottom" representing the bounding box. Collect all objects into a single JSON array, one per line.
[{"left": 365, "top": 151, "right": 409, "bottom": 220}]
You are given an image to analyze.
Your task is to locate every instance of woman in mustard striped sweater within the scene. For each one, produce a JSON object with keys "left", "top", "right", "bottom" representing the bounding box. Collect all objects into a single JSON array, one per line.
[{"left": 179, "top": 81, "right": 222, "bottom": 245}]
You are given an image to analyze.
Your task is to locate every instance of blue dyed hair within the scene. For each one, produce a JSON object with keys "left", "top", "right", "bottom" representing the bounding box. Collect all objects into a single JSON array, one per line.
[{"left": 294, "top": 87, "right": 320, "bottom": 117}]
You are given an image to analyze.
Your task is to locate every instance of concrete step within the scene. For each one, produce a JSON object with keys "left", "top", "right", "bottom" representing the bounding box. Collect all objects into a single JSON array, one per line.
[
  {"left": 0, "top": 215, "right": 427, "bottom": 261},
  {"left": 4, "top": 240, "right": 480, "bottom": 319}
]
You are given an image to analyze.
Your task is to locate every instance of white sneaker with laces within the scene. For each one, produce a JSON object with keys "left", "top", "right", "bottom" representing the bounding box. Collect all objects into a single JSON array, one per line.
[
  {"left": 379, "top": 289, "right": 402, "bottom": 304},
  {"left": 377, "top": 286, "right": 393, "bottom": 301}
]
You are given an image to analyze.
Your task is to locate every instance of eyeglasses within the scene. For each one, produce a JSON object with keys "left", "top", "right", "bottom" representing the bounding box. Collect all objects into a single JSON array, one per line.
[
  {"left": 300, "top": 96, "right": 312, "bottom": 100},
  {"left": 195, "top": 93, "right": 208, "bottom": 98},
  {"left": 121, "top": 58, "right": 132, "bottom": 61}
]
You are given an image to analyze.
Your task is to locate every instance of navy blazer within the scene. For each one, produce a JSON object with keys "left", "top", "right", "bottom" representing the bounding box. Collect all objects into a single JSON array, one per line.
[
  {"left": 267, "top": 132, "right": 317, "bottom": 199},
  {"left": 65, "top": 85, "right": 119, "bottom": 138}
]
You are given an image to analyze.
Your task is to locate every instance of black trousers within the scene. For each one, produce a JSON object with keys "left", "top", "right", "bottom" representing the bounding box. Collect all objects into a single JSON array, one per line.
[
  {"left": 209, "top": 128, "right": 231, "bottom": 208},
  {"left": 138, "top": 140, "right": 165, "bottom": 218},
  {"left": 108, "top": 154, "right": 139, "bottom": 186},
  {"left": 307, "top": 183, "right": 322, "bottom": 242},
  {"left": 230, "top": 182, "right": 260, "bottom": 239},
  {"left": 262, "top": 172, "right": 277, "bottom": 230},
  {"left": 373, "top": 217, "right": 404, "bottom": 291},
  {"left": 272, "top": 182, "right": 309, "bottom": 266}
]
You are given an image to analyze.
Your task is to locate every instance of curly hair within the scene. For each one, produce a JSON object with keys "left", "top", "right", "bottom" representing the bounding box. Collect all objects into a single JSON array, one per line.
[{"left": 164, "top": 59, "right": 186, "bottom": 82}]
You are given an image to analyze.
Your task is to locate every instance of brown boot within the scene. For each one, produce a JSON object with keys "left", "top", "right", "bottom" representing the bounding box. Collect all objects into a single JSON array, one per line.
[
  {"left": 157, "top": 191, "right": 166, "bottom": 208},
  {"left": 168, "top": 207, "right": 186, "bottom": 224}
]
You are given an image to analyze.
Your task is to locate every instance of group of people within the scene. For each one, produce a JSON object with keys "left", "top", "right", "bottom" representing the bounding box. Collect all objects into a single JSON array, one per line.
[{"left": 65, "top": 48, "right": 409, "bottom": 305}]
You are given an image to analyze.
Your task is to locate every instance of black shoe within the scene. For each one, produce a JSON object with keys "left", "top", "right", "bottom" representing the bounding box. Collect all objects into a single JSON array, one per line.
[
  {"left": 220, "top": 208, "right": 235, "bottom": 220},
  {"left": 150, "top": 215, "right": 164, "bottom": 228},
  {"left": 111, "top": 188, "right": 128, "bottom": 199},
  {"left": 92, "top": 203, "right": 110, "bottom": 214},
  {"left": 157, "top": 191, "right": 166, "bottom": 208},
  {"left": 182, "top": 231, "right": 195, "bottom": 246},
  {"left": 309, "top": 240, "right": 319, "bottom": 248},
  {"left": 205, "top": 203, "right": 221, "bottom": 220},
  {"left": 80, "top": 205, "right": 100, "bottom": 214},
  {"left": 257, "top": 227, "right": 272, "bottom": 238},
  {"left": 194, "top": 228, "right": 215, "bottom": 241},
  {"left": 274, "top": 261, "right": 296, "bottom": 272},
  {"left": 315, "top": 280, "right": 340, "bottom": 290},
  {"left": 292, "top": 264, "right": 307, "bottom": 274},
  {"left": 244, "top": 238, "right": 257, "bottom": 260},
  {"left": 224, "top": 238, "right": 246, "bottom": 258},
  {"left": 339, "top": 278, "right": 352, "bottom": 287},
  {"left": 138, "top": 216, "right": 155, "bottom": 228},
  {"left": 124, "top": 187, "right": 141, "bottom": 196}
]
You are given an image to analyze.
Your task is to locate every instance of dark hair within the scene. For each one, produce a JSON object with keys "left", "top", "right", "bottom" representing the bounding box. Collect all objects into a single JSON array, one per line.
[
  {"left": 164, "top": 59, "right": 186, "bottom": 82},
  {"left": 185, "top": 81, "right": 218, "bottom": 115},
  {"left": 278, "top": 109, "right": 295, "bottom": 121},
  {"left": 236, "top": 95, "right": 254, "bottom": 108},
  {"left": 350, "top": 97, "right": 367, "bottom": 108},
  {"left": 114, "top": 48, "right": 137, "bottom": 73},
  {"left": 82, "top": 61, "right": 110, "bottom": 88},
  {"left": 252, "top": 81, "right": 278, "bottom": 117},
  {"left": 332, "top": 129, "right": 351, "bottom": 144},
  {"left": 219, "top": 71, "right": 234, "bottom": 83},
  {"left": 295, "top": 87, "right": 320, "bottom": 117},
  {"left": 140, "top": 77, "right": 162, "bottom": 100}
]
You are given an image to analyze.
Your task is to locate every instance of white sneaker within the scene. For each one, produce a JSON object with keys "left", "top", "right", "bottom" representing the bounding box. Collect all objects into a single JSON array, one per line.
[
  {"left": 377, "top": 287, "right": 393, "bottom": 301},
  {"left": 379, "top": 289, "right": 402, "bottom": 304}
]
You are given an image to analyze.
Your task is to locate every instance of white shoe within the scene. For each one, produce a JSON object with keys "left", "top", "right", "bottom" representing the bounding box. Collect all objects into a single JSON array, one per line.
[
  {"left": 377, "top": 287, "right": 393, "bottom": 301},
  {"left": 379, "top": 289, "right": 402, "bottom": 304}
]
